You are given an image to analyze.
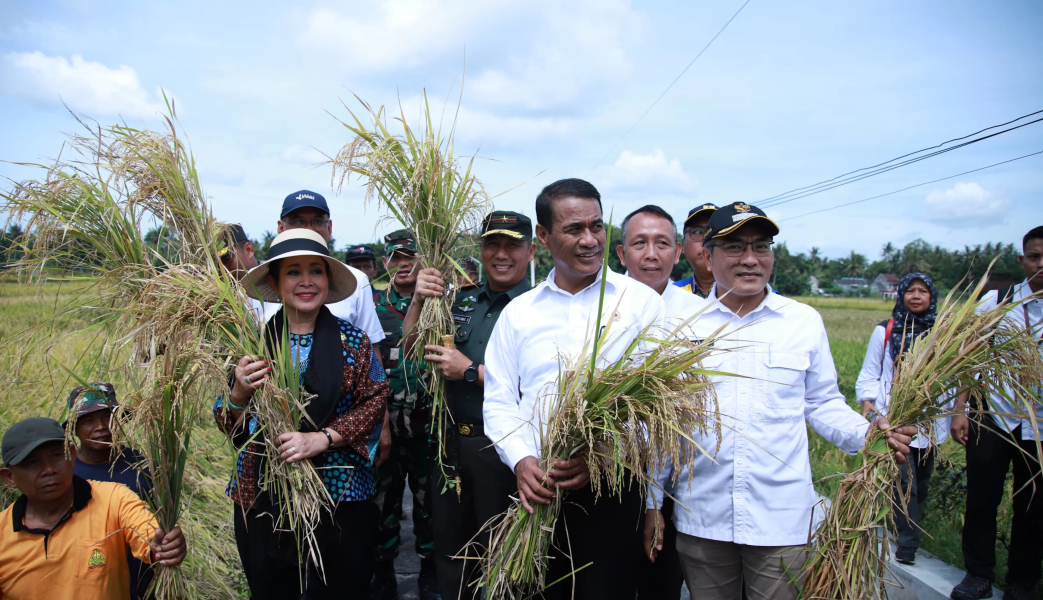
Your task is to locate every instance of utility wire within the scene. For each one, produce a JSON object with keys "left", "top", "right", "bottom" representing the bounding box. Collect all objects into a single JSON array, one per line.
[
  {"left": 758, "top": 111, "right": 1043, "bottom": 208},
  {"left": 587, "top": 0, "right": 751, "bottom": 176},
  {"left": 778, "top": 149, "right": 1043, "bottom": 223}
]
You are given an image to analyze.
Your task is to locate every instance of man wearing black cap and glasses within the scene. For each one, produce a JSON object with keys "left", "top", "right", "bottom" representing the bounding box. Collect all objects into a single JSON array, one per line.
[
  {"left": 644, "top": 202, "right": 918, "bottom": 600},
  {"left": 407, "top": 210, "right": 535, "bottom": 599},
  {"left": 674, "top": 203, "right": 717, "bottom": 298},
  {"left": 344, "top": 245, "right": 382, "bottom": 289},
  {"left": 0, "top": 417, "right": 186, "bottom": 599}
]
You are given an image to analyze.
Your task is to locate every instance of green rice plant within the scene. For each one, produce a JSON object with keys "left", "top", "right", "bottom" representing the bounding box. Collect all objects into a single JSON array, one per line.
[
  {"left": 329, "top": 89, "right": 491, "bottom": 490},
  {"left": 799, "top": 271, "right": 1043, "bottom": 600},
  {"left": 477, "top": 230, "right": 725, "bottom": 599}
]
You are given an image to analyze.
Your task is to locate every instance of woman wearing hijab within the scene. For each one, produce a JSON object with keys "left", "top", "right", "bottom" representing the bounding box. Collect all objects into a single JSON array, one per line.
[
  {"left": 213, "top": 229, "right": 388, "bottom": 599},
  {"left": 856, "top": 272, "right": 951, "bottom": 566}
]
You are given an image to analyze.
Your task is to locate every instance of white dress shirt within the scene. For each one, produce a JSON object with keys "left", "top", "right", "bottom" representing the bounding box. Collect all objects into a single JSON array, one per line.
[
  {"left": 261, "top": 265, "right": 385, "bottom": 344},
  {"left": 855, "top": 324, "right": 952, "bottom": 449},
  {"left": 661, "top": 280, "right": 705, "bottom": 328},
  {"left": 651, "top": 285, "right": 870, "bottom": 547},
  {"left": 977, "top": 281, "right": 1043, "bottom": 440},
  {"left": 483, "top": 268, "right": 666, "bottom": 471}
]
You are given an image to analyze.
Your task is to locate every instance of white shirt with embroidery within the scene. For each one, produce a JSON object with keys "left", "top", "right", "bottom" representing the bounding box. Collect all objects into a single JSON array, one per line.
[{"left": 483, "top": 268, "right": 666, "bottom": 471}]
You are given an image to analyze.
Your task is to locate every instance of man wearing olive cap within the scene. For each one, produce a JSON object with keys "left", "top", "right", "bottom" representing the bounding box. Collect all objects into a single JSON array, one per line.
[
  {"left": 370, "top": 229, "right": 440, "bottom": 600},
  {"left": 645, "top": 202, "right": 918, "bottom": 599},
  {"left": 0, "top": 417, "right": 186, "bottom": 599},
  {"left": 407, "top": 210, "right": 535, "bottom": 598}
]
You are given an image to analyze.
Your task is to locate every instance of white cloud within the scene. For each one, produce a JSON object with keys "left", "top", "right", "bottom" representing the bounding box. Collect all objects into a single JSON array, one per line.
[
  {"left": 300, "top": 0, "right": 645, "bottom": 113},
  {"left": 0, "top": 51, "right": 165, "bottom": 117},
  {"left": 923, "top": 182, "right": 1009, "bottom": 227},
  {"left": 599, "top": 148, "right": 697, "bottom": 195},
  {"left": 282, "top": 144, "right": 328, "bottom": 166}
]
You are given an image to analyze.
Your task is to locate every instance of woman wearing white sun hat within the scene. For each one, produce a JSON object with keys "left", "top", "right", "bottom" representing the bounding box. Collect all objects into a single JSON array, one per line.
[{"left": 213, "top": 228, "right": 388, "bottom": 600}]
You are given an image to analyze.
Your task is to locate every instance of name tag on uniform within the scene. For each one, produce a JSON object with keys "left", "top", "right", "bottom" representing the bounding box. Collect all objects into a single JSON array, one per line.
[
  {"left": 454, "top": 314, "right": 471, "bottom": 324},
  {"left": 390, "top": 347, "right": 400, "bottom": 360}
]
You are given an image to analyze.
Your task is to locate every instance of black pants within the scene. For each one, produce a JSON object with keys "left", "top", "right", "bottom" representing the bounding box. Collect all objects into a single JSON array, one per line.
[
  {"left": 636, "top": 496, "right": 683, "bottom": 599},
  {"left": 431, "top": 434, "right": 518, "bottom": 599},
  {"left": 893, "top": 446, "right": 935, "bottom": 549},
  {"left": 539, "top": 479, "right": 644, "bottom": 600},
  {"left": 234, "top": 494, "right": 376, "bottom": 600},
  {"left": 963, "top": 419, "right": 1043, "bottom": 585}
]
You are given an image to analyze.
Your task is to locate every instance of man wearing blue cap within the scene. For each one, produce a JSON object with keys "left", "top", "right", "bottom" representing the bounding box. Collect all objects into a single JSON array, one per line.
[{"left": 673, "top": 203, "right": 717, "bottom": 298}]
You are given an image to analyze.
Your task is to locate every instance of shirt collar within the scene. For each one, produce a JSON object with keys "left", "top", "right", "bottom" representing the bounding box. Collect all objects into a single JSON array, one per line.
[
  {"left": 477, "top": 277, "right": 532, "bottom": 302},
  {"left": 706, "top": 283, "right": 780, "bottom": 318},
  {"left": 542, "top": 267, "right": 618, "bottom": 298},
  {"left": 11, "top": 475, "right": 92, "bottom": 533},
  {"left": 1014, "top": 280, "right": 1039, "bottom": 303}
]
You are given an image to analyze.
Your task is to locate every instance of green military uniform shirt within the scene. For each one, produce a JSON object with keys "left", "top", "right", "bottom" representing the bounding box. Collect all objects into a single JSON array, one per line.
[
  {"left": 446, "top": 278, "right": 531, "bottom": 426},
  {"left": 373, "top": 286, "right": 430, "bottom": 437}
]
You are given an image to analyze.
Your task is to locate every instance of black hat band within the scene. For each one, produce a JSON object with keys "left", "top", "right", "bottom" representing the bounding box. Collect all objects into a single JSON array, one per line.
[{"left": 269, "top": 237, "right": 330, "bottom": 259}]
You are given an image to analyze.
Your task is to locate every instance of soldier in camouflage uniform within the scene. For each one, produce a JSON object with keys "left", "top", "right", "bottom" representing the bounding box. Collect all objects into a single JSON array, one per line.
[{"left": 370, "top": 229, "right": 440, "bottom": 600}]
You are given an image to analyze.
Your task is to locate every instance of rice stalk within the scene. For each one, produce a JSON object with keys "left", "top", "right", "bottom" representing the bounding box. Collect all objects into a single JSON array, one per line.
[
  {"left": 799, "top": 270, "right": 1043, "bottom": 600},
  {"left": 329, "top": 88, "right": 491, "bottom": 489}
]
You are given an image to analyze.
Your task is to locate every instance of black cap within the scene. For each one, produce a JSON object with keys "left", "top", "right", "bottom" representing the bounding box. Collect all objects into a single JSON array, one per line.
[
  {"left": 280, "top": 190, "right": 330, "bottom": 219},
  {"left": 383, "top": 229, "right": 417, "bottom": 255},
  {"left": 481, "top": 211, "right": 532, "bottom": 240},
  {"left": 344, "top": 245, "right": 376, "bottom": 261},
  {"left": 2, "top": 417, "right": 67, "bottom": 467},
  {"left": 704, "top": 202, "right": 780, "bottom": 242},
  {"left": 684, "top": 203, "right": 717, "bottom": 227},
  {"left": 217, "top": 224, "right": 249, "bottom": 259}
]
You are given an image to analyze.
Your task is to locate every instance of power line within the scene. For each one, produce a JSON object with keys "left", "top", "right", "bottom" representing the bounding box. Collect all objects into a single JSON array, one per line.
[
  {"left": 759, "top": 109, "right": 1043, "bottom": 208},
  {"left": 587, "top": 0, "right": 751, "bottom": 176},
  {"left": 778, "top": 149, "right": 1043, "bottom": 222}
]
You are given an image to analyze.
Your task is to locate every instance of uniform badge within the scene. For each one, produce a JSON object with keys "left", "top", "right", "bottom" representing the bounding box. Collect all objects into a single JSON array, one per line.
[
  {"left": 88, "top": 549, "right": 106, "bottom": 570},
  {"left": 453, "top": 315, "right": 471, "bottom": 324},
  {"left": 458, "top": 305, "right": 474, "bottom": 313}
]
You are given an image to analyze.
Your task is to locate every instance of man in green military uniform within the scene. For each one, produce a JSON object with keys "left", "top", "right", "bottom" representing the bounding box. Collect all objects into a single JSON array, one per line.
[
  {"left": 405, "top": 211, "right": 535, "bottom": 598},
  {"left": 371, "top": 229, "right": 439, "bottom": 600}
]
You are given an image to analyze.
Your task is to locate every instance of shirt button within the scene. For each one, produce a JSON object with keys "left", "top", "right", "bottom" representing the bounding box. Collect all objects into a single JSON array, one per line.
[
  {"left": 479, "top": 339, "right": 484, "bottom": 344},
  {"left": 486, "top": 313, "right": 493, "bottom": 318},
  {"left": 740, "top": 388, "right": 747, "bottom": 394}
]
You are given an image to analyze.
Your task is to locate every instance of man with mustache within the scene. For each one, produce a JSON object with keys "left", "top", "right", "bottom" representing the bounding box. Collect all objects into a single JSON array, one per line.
[
  {"left": 483, "top": 179, "right": 665, "bottom": 598},
  {"left": 406, "top": 210, "right": 535, "bottom": 599},
  {"left": 0, "top": 417, "right": 186, "bottom": 599},
  {"left": 615, "top": 204, "right": 699, "bottom": 600},
  {"left": 644, "top": 202, "right": 917, "bottom": 600}
]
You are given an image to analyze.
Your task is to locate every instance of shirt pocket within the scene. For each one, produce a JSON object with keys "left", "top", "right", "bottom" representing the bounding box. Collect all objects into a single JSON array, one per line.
[
  {"left": 759, "top": 352, "right": 810, "bottom": 416},
  {"left": 75, "top": 535, "right": 120, "bottom": 584},
  {"left": 454, "top": 324, "right": 472, "bottom": 345}
]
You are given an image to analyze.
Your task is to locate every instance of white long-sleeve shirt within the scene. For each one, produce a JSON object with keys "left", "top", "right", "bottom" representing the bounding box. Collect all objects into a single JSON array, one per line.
[
  {"left": 261, "top": 265, "right": 385, "bottom": 344},
  {"left": 855, "top": 323, "right": 952, "bottom": 448},
  {"left": 651, "top": 285, "right": 870, "bottom": 547},
  {"left": 483, "top": 268, "right": 666, "bottom": 471},
  {"left": 661, "top": 280, "right": 705, "bottom": 327},
  {"left": 977, "top": 281, "right": 1043, "bottom": 440}
]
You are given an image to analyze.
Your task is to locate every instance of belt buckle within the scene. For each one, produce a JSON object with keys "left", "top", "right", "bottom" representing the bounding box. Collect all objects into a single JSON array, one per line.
[{"left": 458, "top": 423, "right": 473, "bottom": 436}]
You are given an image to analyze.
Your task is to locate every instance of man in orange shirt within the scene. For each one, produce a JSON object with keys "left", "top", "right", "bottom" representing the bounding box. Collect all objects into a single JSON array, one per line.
[{"left": 0, "top": 417, "right": 186, "bottom": 599}]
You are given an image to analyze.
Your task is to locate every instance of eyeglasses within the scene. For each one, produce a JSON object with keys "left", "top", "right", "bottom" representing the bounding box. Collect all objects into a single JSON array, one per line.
[
  {"left": 684, "top": 227, "right": 709, "bottom": 241},
  {"left": 283, "top": 217, "right": 330, "bottom": 229},
  {"left": 713, "top": 240, "right": 774, "bottom": 257}
]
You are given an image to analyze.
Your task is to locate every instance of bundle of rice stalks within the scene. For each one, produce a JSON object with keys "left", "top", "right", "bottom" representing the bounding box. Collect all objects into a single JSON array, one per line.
[
  {"left": 478, "top": 249, "right": 723, "bottom": 599},
  {"left": 1, "top": 100, "right": 327, "bottom": 595},
  {"left": 330, "top": 89, "right": 491, "bottom": 487},
  {"left": 799, "top": 273, "right": 1043, "bottom": 600}
]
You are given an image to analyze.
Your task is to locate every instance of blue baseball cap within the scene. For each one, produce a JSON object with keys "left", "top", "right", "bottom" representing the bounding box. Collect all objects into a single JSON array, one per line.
[{"left": 280, "top": 190, "right": 330, "bottom": 219}]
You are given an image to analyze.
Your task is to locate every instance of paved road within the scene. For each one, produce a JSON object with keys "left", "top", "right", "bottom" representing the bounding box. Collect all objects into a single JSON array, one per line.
[{"left": 393, "top": 483, "right": 691, "bottom": 600}]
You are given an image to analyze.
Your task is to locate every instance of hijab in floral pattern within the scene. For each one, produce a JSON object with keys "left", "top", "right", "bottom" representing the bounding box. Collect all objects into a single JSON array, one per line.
[{"left": 889, "top": 272, "right": 938, "bottom": 363}]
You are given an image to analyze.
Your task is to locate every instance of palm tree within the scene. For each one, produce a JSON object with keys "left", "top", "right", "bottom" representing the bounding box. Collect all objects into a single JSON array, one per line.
[{"left": 844, "top": 251, "right": 868, "bottom": 278}]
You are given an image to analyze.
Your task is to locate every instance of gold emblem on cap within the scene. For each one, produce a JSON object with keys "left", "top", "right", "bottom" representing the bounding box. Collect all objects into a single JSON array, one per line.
[{"left": 734, "top": 203, "right": 751, "bottom": 213}]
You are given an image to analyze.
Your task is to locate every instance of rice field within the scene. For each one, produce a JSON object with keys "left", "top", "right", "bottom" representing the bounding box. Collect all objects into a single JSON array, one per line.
[{"left": 0, "top": 287, "right": 1023, "bottom": 596}]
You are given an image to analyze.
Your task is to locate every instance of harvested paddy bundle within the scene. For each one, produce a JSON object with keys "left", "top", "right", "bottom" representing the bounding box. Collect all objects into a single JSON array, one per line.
[
  {"left": 477, "top": 256, "right": 723, "bottom": 599},
  {"left": 0, "top": 103, "right": 317, "bottom": 597},
  {"left": 330, "top": 90, "right": 491, "bottom": 486},
  {"left": 799, "top": 274, "right": 1043, "bottom": 600}
]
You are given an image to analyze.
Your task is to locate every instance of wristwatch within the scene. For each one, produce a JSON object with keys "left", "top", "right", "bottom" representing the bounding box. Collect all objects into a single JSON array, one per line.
[{"left": 464, "top": 361, "right": 480, "bottom": 384}]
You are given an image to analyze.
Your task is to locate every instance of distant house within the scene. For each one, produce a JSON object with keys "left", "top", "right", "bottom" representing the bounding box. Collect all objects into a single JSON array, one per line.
[
  {"left": 834, "top": 277, "right": 869, "bottom": 293},
  {"left": 872, "top": 273, "right": 900, "bottom": 293}
]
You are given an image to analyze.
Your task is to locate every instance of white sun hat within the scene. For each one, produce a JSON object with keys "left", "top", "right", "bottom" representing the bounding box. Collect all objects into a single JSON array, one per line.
[{"left": 244, "top": 229, "right": 357, "bottom": 304}]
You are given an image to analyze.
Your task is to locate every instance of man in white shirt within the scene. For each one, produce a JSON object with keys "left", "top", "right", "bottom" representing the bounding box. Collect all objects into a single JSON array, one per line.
[
  {"left": 483, "top": 178, "right": 666, "bottom": 599},
  {"left": 615, "top": 204, "right": 701, "bottom": 600},
  {"left": 644, "top": 201, "right": 916, "bottom": 600},
  {"left": 948, "top": 225, "right": 1043, "bottom": 600}
]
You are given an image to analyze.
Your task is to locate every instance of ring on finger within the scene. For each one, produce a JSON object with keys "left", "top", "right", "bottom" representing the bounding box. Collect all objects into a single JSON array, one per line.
[
  {"left": 288, "top": 446, "right": 297, "bottom": 455},
  {"left": 244, "top": 374, "right": 251, "bottom": 383}
]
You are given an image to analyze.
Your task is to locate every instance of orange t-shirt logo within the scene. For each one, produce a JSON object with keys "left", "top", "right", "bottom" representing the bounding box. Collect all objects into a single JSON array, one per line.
[{"left": 88, "top": 549, "right": 106, "bottom": 570}]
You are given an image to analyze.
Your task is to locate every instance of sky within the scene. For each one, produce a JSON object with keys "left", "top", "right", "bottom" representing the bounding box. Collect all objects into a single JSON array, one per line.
[{"left": 1, "top": 0, "right": 1041, "bottom": 261}]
